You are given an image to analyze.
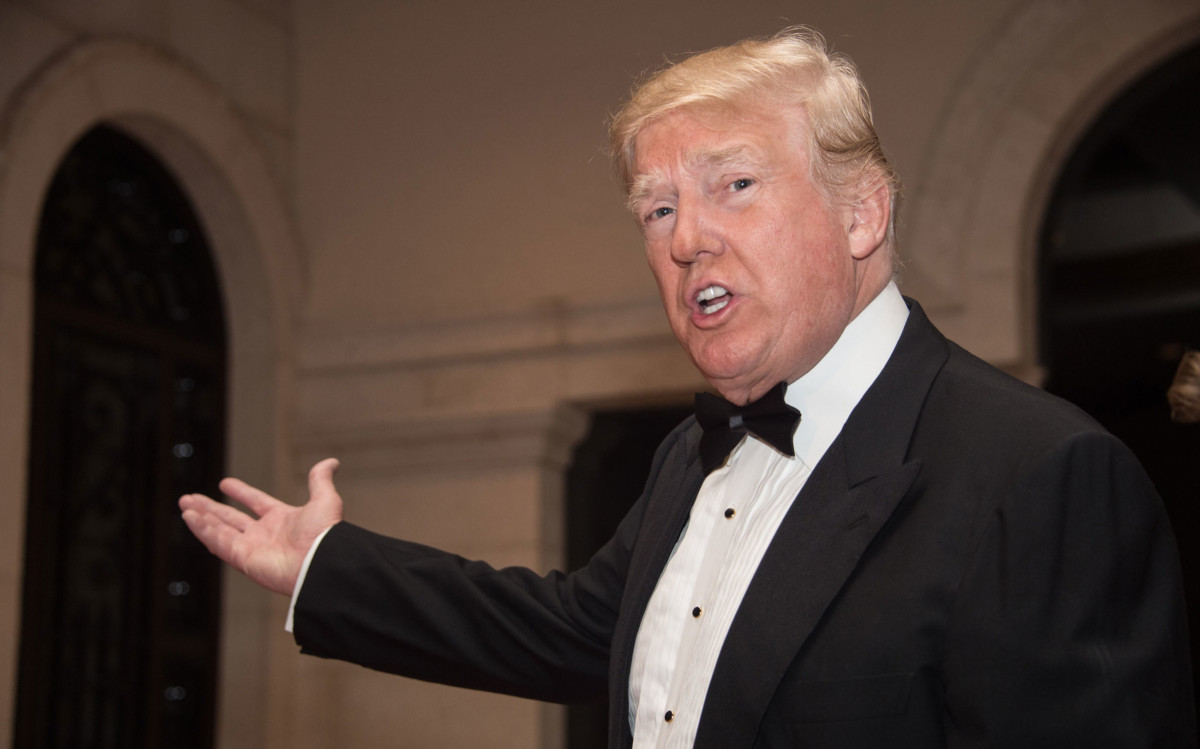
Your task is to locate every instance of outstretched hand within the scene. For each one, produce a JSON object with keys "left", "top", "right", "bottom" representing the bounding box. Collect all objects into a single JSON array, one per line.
[{"left": 179, "top": 458, "right": 344, "bottom": 596}]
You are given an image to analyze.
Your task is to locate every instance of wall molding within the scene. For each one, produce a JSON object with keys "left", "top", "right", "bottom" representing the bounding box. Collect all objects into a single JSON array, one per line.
[
  {"left": 298, "top": 294, "right": 674, "bottom": 374},
  {"left": 295, "top": 405, "right": 592, "bottom": 478}
]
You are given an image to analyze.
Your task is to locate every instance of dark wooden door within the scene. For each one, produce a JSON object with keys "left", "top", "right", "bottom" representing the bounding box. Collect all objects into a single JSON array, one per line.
[{"left": 15, "top": 126, "right": 227, "bottom": 749}]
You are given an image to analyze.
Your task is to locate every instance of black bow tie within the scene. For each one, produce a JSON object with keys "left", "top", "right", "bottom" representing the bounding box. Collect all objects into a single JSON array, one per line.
[{"left": 695, "top": 381, "right": 801, "bottom": 474}]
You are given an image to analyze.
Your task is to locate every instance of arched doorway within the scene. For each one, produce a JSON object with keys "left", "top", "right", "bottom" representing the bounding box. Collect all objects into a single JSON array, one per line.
[
  {"left": 14, "top": 125, "right": 227, "bottom": 748},
  {"left": 1039, "top": 41, "right": 1200, "bottom": 699}
]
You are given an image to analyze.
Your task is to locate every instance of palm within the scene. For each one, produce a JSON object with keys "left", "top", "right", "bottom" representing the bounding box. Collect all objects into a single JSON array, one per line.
[{"left": 179, "top": 458, "right": 344, "bottom": 595}]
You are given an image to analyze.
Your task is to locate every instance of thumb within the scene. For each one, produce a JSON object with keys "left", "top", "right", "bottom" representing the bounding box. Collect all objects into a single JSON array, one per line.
[
  {"left": 308, "top": 457, "right": 342, "bottom": 507},
  {"left": 304, "top": 456, "right": 343, "bottom": 520}
]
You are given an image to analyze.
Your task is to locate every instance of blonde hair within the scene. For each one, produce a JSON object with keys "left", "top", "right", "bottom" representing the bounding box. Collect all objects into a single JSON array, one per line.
[
  {"left": 609, "top": 26, "right": 900, "bottom": 246},
  {"left": 1168, "top": 349, "right": 1200, "bottom": 424}
]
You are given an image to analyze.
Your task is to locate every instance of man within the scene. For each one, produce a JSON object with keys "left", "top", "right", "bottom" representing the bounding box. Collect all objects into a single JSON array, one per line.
[{"left": 180, "top": 27, "right": 1195, "bottom": 747}]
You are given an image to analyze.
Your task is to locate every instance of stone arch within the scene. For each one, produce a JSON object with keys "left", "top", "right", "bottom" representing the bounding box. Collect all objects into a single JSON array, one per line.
[
  {"left": 0, "top": 39, "right": 302, "bottom": 746},
  {"left": 900, "top": 0, "right": 1200, "bottom": 376}
]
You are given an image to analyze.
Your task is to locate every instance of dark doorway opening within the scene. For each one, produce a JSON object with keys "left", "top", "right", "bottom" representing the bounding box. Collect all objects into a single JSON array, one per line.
[
  {"left": 14, "top": 125, "right": 228, "bottom": 748},
  {"left": 1039, "top": 41, "right": 1200, "bottom": 708},
  {"left": 565, "top": 403, "right": 693, "bottom": 749}
]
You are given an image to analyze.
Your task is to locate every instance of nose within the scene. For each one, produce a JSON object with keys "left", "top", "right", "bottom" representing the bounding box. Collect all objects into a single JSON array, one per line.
[{"left": 669, "top": 203, "right": 723, "bottom": 265}]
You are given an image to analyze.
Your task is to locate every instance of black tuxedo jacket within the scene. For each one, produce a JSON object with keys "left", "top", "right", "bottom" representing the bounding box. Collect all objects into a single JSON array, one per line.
[{"left": 295, "top": 301, "right": 1195, "bottom": 747}]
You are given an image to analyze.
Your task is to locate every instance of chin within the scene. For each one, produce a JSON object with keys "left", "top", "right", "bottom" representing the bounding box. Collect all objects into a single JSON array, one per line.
[
  {"left": 690, "top": 339, "right": 767, "bottom": 383},
  {"left": 695, "top": 363, "right": 764, "bottom": 399}
]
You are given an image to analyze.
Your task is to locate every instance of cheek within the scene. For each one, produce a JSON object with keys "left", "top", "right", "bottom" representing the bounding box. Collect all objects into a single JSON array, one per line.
[
  {"left": 646, "top": 251, "right": 681, "bottom": 302},
  {"left": 765, "top": 236, "right": 855, "bottom": 325},
  {"left": 644, "top": 240, "right": 667, "bottom": 276}
]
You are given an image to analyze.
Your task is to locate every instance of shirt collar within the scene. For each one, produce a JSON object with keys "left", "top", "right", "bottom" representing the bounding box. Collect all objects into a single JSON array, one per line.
[{"left": 784, "top": 281, "right": 909, "bottom": 468}]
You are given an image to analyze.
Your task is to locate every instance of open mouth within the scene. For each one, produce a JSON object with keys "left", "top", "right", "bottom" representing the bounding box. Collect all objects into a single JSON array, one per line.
[{"left": 696, "top": 284, "right": 731, "bottom": 315}]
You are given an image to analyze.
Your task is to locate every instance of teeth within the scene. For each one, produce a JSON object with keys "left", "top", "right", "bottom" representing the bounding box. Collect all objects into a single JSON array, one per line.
[{"left": 696, "top": 285, "right": 730, "bottom": 315}]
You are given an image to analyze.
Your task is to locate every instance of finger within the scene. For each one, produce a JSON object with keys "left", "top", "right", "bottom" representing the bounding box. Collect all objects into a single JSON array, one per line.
[
  {"left": 180, "top": 493, "right": 246, "bottom": 529},
  {"left": 308, "top": 458, "right": 341, "bottom": 500},
  {"left": 180, "top": 493, "right": 251, "bottom": 529},
  {"left": 219, "top": 477, "right": 284, "bottom": 516},
  {"left": 181, "top": 507, "right": 244, "bottom": 566},
  {"left": 201, "top": 496, "right": 256, "bottom": 532},
  {"left": 178, "top": 492, "right": 214, "bottom": 514}
]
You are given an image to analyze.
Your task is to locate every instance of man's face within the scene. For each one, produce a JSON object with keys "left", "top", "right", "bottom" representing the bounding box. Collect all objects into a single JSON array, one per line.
[{"left": 630, "top": 104, "right": 886, "bottom": 404}]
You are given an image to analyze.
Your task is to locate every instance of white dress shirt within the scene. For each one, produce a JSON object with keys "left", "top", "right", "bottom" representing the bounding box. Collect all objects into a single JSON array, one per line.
[{"left": 627, "top": 283, "right": 909, "bottom": 747}]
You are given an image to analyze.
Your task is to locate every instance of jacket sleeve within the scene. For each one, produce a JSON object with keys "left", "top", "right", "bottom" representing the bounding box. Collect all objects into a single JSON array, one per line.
[
  {"left": 941, "top": 431, "right": 1196, "bottom": 746},
  {"left": 292, "top": 484, "right": 652, "bottom": 704},
  {"left": 290, "top": 419, "right": 698, "bottom": 704}
]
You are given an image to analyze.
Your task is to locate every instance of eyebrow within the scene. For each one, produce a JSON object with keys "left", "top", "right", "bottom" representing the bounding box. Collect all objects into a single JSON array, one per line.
[{"left": 627, "top": 143, "right": 761, "bottom": 214}]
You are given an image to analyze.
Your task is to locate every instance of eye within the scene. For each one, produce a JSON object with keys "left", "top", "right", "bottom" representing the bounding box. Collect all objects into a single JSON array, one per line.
[
  {"left": 645, "top": 205, "right": 675, "bottom": 223},
  {"left": 729, "top": 178, "right": 754, "bottom": 192}
]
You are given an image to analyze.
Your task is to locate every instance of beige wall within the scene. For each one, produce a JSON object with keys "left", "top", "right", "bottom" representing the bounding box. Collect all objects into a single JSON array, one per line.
[{"left": 2, "top": 1, "right": 1199, "bottom": 747}]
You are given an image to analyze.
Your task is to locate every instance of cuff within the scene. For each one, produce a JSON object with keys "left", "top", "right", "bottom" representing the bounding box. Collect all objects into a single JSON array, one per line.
[{"left": 285, "top": 524, "right": 335, "bottom": 633}]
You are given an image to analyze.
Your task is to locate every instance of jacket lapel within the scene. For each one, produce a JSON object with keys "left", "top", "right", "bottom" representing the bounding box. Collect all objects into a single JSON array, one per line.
[
  {"left": 693, "top": 444, "right": 921, "bottom": 747},
  {"left": 694, "top": 299, "right": 949, "bottom": 747}
]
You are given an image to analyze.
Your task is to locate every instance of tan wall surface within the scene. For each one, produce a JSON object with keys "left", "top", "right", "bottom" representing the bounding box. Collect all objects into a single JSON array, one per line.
[{"left": 291, "top": 0, "right": 1018, "bottom": 330}]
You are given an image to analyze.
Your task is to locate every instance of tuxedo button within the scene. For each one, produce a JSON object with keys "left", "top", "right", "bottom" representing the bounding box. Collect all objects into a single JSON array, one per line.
[
  {"left": 664, "top": 710, "right": 674, "bottom": 722},
  {"left": 692, "top": 606, "right": 702, "bottom": 618},
  {"left": 724, "top": 507, "right": 736, "bottom": 519}
]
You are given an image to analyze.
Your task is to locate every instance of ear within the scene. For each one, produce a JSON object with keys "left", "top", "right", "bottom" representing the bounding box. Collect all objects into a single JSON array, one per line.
[{"left": 846, "top": 180, "right": 891, "bottom": 260}]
